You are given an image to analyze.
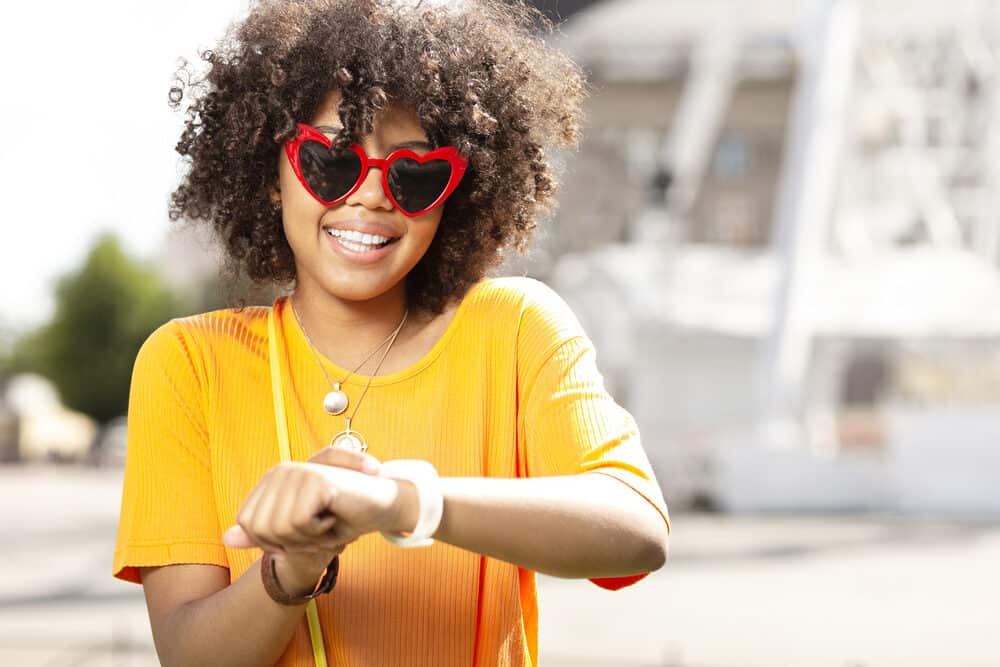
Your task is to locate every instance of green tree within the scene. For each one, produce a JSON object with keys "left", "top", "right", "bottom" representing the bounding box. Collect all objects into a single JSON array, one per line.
[{"left": 5, "top": 231, "right": 185, "bottom": 425}]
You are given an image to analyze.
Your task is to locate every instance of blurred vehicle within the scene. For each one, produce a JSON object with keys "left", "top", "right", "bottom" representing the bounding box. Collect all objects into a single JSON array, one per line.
[
  {"left": 4, "top": 373, "right": 98, "bottom": 462},
  {"left": 90, "top": 415, "right": 128, "bottom": 468}
]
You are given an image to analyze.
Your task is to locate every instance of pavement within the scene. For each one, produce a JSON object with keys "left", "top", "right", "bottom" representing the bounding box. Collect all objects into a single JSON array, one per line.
[{"left": 0, "top": 464, "right": 997, "bottom": 667}]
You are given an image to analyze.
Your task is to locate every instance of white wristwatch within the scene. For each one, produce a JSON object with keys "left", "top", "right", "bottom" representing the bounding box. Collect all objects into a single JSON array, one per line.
[{"left": 379, "top": 459, "right": 444, "bottom": 548}]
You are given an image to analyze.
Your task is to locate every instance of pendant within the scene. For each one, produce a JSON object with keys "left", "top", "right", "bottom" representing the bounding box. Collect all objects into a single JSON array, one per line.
[
  {"left": 330, "top": 416, "right": 367, "bottom": 453},
  {"left": 323, "top": 383, "right": 348, "bottom": 415},
  {"left": 331, "top": 429, "right": 367, "bottom": 453}
]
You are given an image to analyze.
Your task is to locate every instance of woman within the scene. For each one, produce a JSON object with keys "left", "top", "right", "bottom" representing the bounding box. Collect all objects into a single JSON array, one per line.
[{"left": 112, "top": 1, "right": 671, "bottom": 665}]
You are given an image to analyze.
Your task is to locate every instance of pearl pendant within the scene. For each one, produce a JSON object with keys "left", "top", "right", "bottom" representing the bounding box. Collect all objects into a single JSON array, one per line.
[
  {"left": 323, "top": 387, "right": 348, "bottom": 415},
  {"left": 331, "top": 430, "right": 367, "bottom": 453}
]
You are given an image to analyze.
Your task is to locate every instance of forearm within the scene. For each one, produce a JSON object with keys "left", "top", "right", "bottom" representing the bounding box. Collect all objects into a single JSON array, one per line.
[
  {"left": 157, "top": 558, "right": 313, "bottom": 667},
  {"left": 402, "top": 472, "right": 668, "bottom": 578}
]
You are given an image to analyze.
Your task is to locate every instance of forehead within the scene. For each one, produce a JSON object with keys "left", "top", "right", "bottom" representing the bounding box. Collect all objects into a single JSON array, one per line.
[{"left": 310, "top": 88, "right": 426, "bottom": 139}]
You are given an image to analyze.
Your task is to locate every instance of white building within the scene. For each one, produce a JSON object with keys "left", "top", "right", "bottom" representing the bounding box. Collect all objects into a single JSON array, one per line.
[{"left": 543, "top": 0, "right": 1000, "bottom": 516}]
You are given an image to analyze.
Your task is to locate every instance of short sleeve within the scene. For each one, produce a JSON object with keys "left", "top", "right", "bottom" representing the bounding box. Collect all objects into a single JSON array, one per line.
[
  {"left": 112, "top": 320, "right": 229, "bottom": 585},
  {"left": 516, "top": 281, "right": 671, "bottom": 591}
]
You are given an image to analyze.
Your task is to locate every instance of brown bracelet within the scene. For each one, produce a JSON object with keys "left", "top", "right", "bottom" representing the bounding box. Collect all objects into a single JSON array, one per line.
[{"left": 260, "top": 552, "right": 340, "bottom": 606}]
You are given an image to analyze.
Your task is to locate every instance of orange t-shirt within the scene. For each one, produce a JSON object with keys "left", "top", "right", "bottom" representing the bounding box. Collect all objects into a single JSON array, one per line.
[{"left": 113, "top": 276, "right": 671, "bottom": 666}]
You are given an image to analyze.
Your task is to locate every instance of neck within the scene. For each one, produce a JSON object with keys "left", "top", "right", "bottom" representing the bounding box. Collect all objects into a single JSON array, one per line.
[{"left": 289, "top": 279, "right": 412, "bottom": 369}]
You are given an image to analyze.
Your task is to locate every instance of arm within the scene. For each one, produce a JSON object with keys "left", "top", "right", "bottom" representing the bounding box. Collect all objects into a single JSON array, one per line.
[
  {"left": 296, "top": 286, "right": 672, "bottom": 579},
  {"left": 392, "top": 471, "right": 668, "bottom": 578},
  {"left": 142, "top": 449, "right": 380, "bottom": 667},
  {"left": 119, "top": 320, "right": 310, "bottom": 667},
  {"left": 287, "top": 448, "right": 669, "bottom": 579},
  {"left": 140, "top": 557, "right": 323, "bottom": 667},
  {"left": 473, "top": 279, "right": 671, "bottom": 582},
  {"left": 117, "top": 325, "right": 385, "bottom": 665}
]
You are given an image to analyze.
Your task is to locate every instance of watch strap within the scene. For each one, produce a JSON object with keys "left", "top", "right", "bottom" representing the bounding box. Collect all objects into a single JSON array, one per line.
[
  {"left": 379, "top": 459, "right": 443, "bottom": 548},
  {"left": 260, "top": 551, "right": 339, "bottom": 606}
]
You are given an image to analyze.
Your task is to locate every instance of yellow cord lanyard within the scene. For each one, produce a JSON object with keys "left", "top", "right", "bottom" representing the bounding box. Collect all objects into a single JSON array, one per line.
[{"left": 268, "top": 304, "right": 329, "bottom": 667}]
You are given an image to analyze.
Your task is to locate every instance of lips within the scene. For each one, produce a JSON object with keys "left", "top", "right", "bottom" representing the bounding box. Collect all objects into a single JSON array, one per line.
[
  {"left": 322, "top": 218, "right": 402, "bottom": 239},
  {"left": 324, "top": 226, "right": 400, "bottom": 264},
  {"left": 326, "top": 227, "right": 395, "bottom": 247}
]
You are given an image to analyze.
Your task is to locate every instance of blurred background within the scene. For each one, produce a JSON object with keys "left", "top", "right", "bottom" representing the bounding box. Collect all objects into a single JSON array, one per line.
[{"left": 1, "top": 0, "right": 998, "bottom": 665}]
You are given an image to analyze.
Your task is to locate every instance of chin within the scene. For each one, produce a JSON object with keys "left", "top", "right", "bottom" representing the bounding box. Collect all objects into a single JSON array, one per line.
[{"left": 320, "top": 274, "right": 406, "bottom": 303}]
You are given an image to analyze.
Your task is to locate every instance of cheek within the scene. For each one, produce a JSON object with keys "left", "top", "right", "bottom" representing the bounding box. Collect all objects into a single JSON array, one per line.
[
  {"left": 404, "top": 220, "right": 442, "bottom": 258},
  {"left": 409, "top": 208, "right": 444, "bottom": 245},
  {"left": 278, "top": 158, "right": 325, "bottom": 227}
]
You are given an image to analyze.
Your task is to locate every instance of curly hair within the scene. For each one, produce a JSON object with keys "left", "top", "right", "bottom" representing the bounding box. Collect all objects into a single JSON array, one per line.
[{"left": 168, "top": 0, "right": 587, "bottom": 315}]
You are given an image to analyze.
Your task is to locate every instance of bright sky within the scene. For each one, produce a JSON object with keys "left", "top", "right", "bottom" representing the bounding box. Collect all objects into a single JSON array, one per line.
[{"left": 0, "top": 0, "right": 251, "bottom": 336}]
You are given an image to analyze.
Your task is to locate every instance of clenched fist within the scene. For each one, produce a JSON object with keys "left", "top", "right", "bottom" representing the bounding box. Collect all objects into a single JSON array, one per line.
[{"left": 222, "top": 447, "right": 401, "bottom": 595}]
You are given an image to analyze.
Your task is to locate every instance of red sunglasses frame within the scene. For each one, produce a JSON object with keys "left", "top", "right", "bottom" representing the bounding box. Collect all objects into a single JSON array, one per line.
[{"left": 284, "top": 122, "right": 468, "bottom": 218}]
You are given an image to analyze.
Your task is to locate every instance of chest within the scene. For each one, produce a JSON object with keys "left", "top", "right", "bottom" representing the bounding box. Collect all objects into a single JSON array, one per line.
[{"left": 204, "top": 342, "right": 522, "bottom": 526}]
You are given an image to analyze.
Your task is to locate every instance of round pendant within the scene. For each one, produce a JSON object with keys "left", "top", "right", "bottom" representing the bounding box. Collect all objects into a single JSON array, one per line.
[
  {"left": 323, "top": 390, "right": 348, "bottom": 415},
  {"left": 331, "top": 430, "right": 367, "bottom": 453}
]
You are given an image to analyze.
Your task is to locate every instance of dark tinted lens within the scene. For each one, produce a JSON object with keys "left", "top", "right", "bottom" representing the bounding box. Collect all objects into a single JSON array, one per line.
[
  {"left": 298, "top": 141, "right": 362, "bottom": 202},
  {"left": 387, "top": 158, "right": 453, "bottom": 213}
]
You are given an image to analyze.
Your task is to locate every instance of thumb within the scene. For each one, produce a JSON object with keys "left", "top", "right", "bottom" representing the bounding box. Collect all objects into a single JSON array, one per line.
[{"left": 223, "top": 524, "right": 255, "bottom": 549}]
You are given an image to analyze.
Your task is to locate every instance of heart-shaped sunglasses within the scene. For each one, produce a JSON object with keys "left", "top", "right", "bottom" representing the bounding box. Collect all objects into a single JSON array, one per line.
[{"left": 284, "top": 122, "right": 468, "bottom": 218}]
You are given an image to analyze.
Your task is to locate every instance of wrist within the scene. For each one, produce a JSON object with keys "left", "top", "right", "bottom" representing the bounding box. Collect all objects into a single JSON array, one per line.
[
  {"left": 390, "top": 479, "right": 421, "bottom": 534},
  {"left": 262, "top": 551, "right": 340, "bottom": 606},
  {"left": 272, "top": 552, "right": 333, "bottom": 597}
]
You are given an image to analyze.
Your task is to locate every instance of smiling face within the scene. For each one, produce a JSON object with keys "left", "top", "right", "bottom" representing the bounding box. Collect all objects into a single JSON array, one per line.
[{"left": 277, "top": 88, "right": 446, "bottom": 306}]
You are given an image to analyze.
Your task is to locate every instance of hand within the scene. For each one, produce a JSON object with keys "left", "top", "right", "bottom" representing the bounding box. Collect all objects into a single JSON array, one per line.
[
  {"left": 223, "top": 447, "right": 388, "bottom": 592},
  {"left": 304, "top": 448, "right": 418, "bottom": 539},
  {"left": 306, "top": 445, "right": 384, "bottom": 476},
  {"left": 223, "top": 457, "right": 402, "bottom": 555}
]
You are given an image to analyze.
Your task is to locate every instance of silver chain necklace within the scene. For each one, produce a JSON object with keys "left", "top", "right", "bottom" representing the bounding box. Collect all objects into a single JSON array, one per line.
[{"left": 290, "top": 296, "right": 408, "bottom": 453}]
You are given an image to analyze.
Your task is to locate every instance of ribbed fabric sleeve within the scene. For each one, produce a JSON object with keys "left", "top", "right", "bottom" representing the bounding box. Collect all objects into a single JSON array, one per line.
[
  {"left": 112, "top": 276, "right": 670, "bottom": 667},
  {"left": 516, "top": 280, "right": 671, "bottom": 595},
  {"left": 113, "top": 320, "right": 229, "bottom": 584}
]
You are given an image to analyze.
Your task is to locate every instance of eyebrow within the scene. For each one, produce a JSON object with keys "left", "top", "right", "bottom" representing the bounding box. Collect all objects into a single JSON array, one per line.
[{"left": 315, "top": 125, "right": 433, "bottom": 151}]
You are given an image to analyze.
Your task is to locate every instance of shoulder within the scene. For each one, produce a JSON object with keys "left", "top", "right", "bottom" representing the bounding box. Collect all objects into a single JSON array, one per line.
[
  {"left": 468, "top": 276, "right": 578, "bottom": 322},
  {"left": 170, "top": 303, "right": 272, "bottom": 343},
  {"left": 135, "top": 304, "right": 272, "bottom": 379},
  {"left": 468, "top": 275, "right": 586, "bottom": 353}
]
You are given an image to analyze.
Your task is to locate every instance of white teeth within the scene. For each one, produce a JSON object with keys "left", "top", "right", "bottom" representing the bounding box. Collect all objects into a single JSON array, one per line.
[
  {"left": 341, "top": 240, "right": 373, "bottom": 252},
  {"left": 326, "top": 228, "right": 392, "bottom": 244},
  {"left": 324, "top": 227, "right": 398, "bottom": 255}
]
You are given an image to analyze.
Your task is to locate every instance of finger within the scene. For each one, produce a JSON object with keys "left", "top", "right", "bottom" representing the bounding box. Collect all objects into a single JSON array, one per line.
[
  {"left": 312, "top": 522, "right": 357, "bottom": 552},
  {"left": 236, "top": 472, "right": 269, "bottom": 530},
  {"left": 297, "top": 495, "right": 351, "bottom": 549},
  {"left": 276, "top": 472, "right": 327, "bottom": 548},
  {"left": 227, "top": 523, "right": 285, "bottom": 554},
  {"left": 255, "top": 466, "right": 296, "bottom": 551},
  {"left": 308, "top": 446, "right": 381, "bottom": 475},
  {"left": 233, "top": 471, "right": 276, "bottom": 550},
  {"left": 295, "top": 481, "right": 339, "bottom": 539},
  {"left": 223, "top": 524, "right": 255, "bottom": 549},
  {"left": 309, "top": 508, "right": 339, "bottom": 533},
  {"left": 271, "top": 470, "right": 306, "bottom": 547}
]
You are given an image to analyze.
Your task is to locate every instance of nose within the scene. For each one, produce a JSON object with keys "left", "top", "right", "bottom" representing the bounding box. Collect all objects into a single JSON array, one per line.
[{"left": 345, "top": 160, "right": 394, "bottom": 212}]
